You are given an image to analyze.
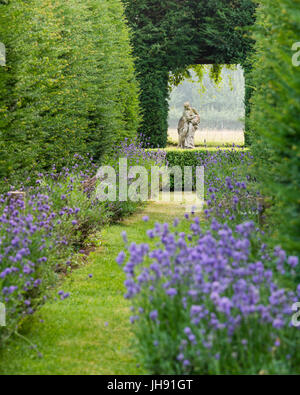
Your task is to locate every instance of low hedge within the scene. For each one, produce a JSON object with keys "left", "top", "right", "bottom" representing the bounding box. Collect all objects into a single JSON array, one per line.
[{"left": 148, "top": 147, "right": 246, "bottom": 190}]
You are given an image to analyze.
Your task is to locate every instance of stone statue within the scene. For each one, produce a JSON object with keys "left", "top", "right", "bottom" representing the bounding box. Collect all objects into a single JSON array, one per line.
[{"left": 177, "top": 102, "right": 200, "bottom": 149}]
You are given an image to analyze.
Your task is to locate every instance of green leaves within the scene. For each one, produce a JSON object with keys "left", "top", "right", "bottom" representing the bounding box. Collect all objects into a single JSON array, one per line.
[
  {"left": 0, "top": 0, "right": 140, "bottom": 182},
  {"left": 250, "top": 0, "right": 300, "bottom": 256}
]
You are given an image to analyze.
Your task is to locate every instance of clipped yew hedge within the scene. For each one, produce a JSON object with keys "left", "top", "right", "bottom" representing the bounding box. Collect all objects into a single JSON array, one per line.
[
  {"left": 0, "top": 0, "right": 139, "bottom": 182},
  {"left": 149, "top": 147, "right": 245, "bottom": 190}
]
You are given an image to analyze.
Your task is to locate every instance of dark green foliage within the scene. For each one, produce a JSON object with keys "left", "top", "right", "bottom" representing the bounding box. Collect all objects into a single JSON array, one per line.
[
  {"left": 168, "top": 66, "right": 245, "bottom": 131},
  {"left": 166, "top": 149, "right": 210, "bottom": 190},
  {"left": 150, "top": 148, "right": 243, "bottom": 190},
  {"left": 250, "top": 0, "right": 300, "bottom": 255},
  {"left": 123, "top": 0, "right": 256, "bottom": 147},
  {"left": 0, "top": 0, "right": 139, "bottom": 182},
  {"left": 164, "top": 148, "right": 243, "bottom": 168},
  {"left": 243, "top": 60, "right": 253, "bottom": 146},
  {"left": 165, "top": 149, "right": 213, "bottom": 170}
]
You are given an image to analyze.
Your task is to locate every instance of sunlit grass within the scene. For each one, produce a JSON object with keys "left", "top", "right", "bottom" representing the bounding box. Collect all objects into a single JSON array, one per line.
[{"left": 168, "top": 128, "right": 245, "bottom": 147}]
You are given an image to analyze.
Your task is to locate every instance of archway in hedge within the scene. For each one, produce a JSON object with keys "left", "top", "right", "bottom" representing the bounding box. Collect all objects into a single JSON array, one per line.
[
  {"left": 167, "top": 65, "right": 246, "bottom": 146},
  {"left": 123, "top": 0, "right": 256, "bottom": 147}
]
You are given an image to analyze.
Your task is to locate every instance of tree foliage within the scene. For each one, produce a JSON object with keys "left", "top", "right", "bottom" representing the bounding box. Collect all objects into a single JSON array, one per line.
[
  {"left": 0, "top": 0, "right": 140, "bottom": 181},
  {"left": 123, "top": 0, "right": 256, "bottom": 147},
  {"left": 250, "top": 0, "right": 300, "bottom": 255}
]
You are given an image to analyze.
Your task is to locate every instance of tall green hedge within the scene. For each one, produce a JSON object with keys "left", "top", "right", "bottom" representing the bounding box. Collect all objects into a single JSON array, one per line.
[
  {"left": 250, "top": 0, "right": 300, "bottom": 254},
  {"left": 123, "top": 0, "right": 256, "bottom": 147},
  {"left": 0, "top": 0, "right": 139, "bottom": 181}
]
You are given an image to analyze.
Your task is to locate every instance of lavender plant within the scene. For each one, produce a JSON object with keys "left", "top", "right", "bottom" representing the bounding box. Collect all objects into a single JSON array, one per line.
[
  {"left": 0, "top": 141, "right": 165, "bottom": 344},
  {"left": 119, "top": 218, "right": 300, "bottom": 374},
  {"left": 0, "top": 156, "right": 104, "bottom": 343},
  {"left": 0, "top": 192, "right": 59, "bottom": 342},
  {"left": 104, "top": 137, "right": 167, "bottom": 217},
  {"left": 197, "top": 148, "right": 258, "bottom": 224},
  {"left": 117, "top": 146, "right": 300, "bottom": 374}
]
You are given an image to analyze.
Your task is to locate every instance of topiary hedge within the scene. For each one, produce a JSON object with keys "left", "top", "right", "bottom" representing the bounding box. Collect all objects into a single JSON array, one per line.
[
  {"left": 249, "top": 0, "right": 300, "bottom": 256},
  {"left": 0, "top": 0, "right": 140, "bottom": 183},
  {"left": 149, "top": 147, "right": 245, "bottom": 190}
]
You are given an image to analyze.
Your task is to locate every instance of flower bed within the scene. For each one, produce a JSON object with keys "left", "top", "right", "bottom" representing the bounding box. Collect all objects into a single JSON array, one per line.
[
  {"left": 118, "top": 146, "right": 300, "bottom": 374},
  {"left": 0, "top": 141, "right": 166, "bottom": 344},
  {"left": 119, "top": 218, "right": 300, "bottom": 374}
]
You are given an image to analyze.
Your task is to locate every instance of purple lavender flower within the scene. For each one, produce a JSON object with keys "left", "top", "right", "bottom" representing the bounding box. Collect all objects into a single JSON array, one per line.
[
  {"left": 173, "top": 218, "right": 179, "bottom": 227},
  {"left": 122, "top": 231, "right": 128, "bottom": 243},
  {"left": 116, "top": 251, "right": 126, "bottom": 266},
  {"left": 149, "top": 310, "right": 158, "bottom": 321},
  {"left": 166, "top": 288, "right": 177, "bottom": 297},
  {"left": 8, "top": 286, "right": 18, "bottom": 294},
  {"left": 287, "top": 256, "right": 298, "bottom": 268},
  {"left": 61, "top": 292, "right": 70, "bottom": 300},
  {"left": 147, "top": 230, "right": 155, "bottom": 239}
]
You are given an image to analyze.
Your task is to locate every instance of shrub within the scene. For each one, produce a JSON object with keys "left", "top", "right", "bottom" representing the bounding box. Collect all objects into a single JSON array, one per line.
[
  {"left": 117, "top": 144, "right": 300, "bottom": 374},
  {"left": 0, "top": 0, "right": 140, "bottom": 182},
  {"left": 249, "top": 0, "right": 300, "bottom": 255},
  {"left": 202, "top": 148, "right": 260, "bottom": 225},
  {"left": 165, "top": 147, "right": 245, "bottom": 169},
  {"left": 0, "top": 140, "right": 166, "bottom": 344},
  {"left": 119, "top": 218, "right": 300, "bottom": 375},
  {"left": 104, "top": 138, "right": 167, "bottom": 213},
  {"left": 0, "top": 155, "right": 107, "bottom": 343},
  {"left": 148, "top": 147, "right": 248, "bottom": 191}
]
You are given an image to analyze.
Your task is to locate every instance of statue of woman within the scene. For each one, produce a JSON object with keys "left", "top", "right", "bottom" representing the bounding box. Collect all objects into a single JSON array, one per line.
[{"left": 177, "top": 102, "right": 200, "bottom": 149}]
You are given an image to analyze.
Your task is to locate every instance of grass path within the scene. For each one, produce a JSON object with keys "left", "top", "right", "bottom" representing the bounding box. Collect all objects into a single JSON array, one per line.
[{"left": 0, "top": 199, "right": 189, "bottom": 375}]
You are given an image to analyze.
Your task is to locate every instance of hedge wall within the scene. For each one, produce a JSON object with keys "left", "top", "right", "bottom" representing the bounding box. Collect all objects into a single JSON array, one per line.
[
  {"left": 249, "top": 0, "right": 300, "bottom": 254},
  {"left": 0, "top": 0, "right": 140, "bottom": 181},
  {"left": 149, "top": 147, "right": 244, "bottom": 190},
  {"left": 123, "top": 0, "right": 256, "bottom": 147}
]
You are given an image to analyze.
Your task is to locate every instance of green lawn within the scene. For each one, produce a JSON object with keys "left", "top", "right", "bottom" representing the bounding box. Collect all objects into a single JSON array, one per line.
[{"left": 0, "top": 199, "right": 190, "bottom": 375}]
